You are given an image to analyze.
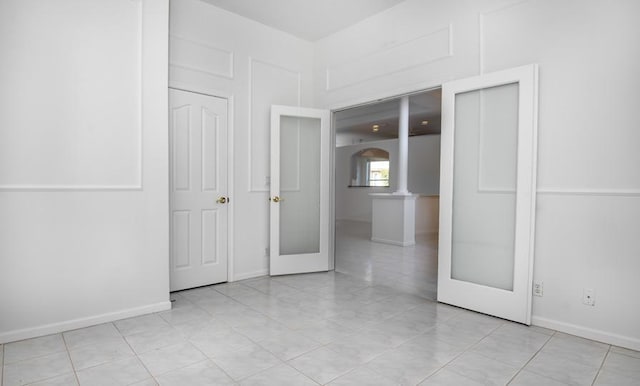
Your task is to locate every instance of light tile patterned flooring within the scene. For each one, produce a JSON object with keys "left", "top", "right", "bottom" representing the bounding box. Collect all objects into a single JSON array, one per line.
[
  {"left": 2, "top": 222, "right": 639, "bottom": 385},
  {"left": 335, "top": 220, "right": 439, "bottom": 300}
]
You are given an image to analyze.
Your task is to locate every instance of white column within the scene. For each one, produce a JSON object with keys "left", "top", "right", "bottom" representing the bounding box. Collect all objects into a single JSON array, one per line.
[
  {"left": 395, "top": 95, "right": 410, "bottom": 195},
  {"left": 369, "top": 95, "right": 417, "bottom": 247}
]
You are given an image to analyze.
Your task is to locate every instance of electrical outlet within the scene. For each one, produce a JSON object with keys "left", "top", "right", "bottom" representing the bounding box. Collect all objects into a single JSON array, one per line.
[
  {"left": 533, "top": 280, "right": 544, "bottom": 297},
  {"left": 265, "top": 247, "right": 270, "bottom": 257},
  {"left": 583, "top": 288, "right": 595, "bottom": 306}
]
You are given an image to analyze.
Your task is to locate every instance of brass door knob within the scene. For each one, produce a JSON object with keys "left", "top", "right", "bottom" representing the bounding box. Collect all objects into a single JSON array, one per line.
[
  {"left": 216, "top": 196, "right": 227, "bottom": 204},
  {"left": 271, "top": 196, "right": 280, "bottom": 203}
]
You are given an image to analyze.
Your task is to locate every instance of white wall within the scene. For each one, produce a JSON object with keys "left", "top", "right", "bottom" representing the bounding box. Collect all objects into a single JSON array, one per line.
[
  {"left": 317, "top": 0, "right": 640, "bottom": 350},
  {"left": 335, "top": 135, "right": 440, "bottom": 227},
  {"left": 169, "top": 0, "right": 315, "bottom": 280},
  {"left": 0, "top": 0, "right": 170, "bottom": 343},
  {"left": 416, "top": 196, "right": 440, "bottom": 235}
]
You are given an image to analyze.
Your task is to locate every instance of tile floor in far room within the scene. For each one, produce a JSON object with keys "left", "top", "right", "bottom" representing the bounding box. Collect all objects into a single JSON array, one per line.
[
  {"left": 2, "top": 221, "right": 640, "bottom": 385},
  {"left": 335, "top": 220, "right": 439, "bottom": 300}
]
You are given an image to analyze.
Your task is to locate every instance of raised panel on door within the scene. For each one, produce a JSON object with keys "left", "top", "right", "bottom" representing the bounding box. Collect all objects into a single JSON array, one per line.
[
  {"left": 201, "top": 209, "right": 218, "bottom": 265},
  {"left": 171, "top": 211, "right": 191, "bottom": 269},
  {"left": 169, "top": 88, "right": 228, "bottom": 291},
  {"left": 437, "top": 64, "right": 538, "bottom": 324},
  {"left": 201, "top": 107, "right": 219, "bottom": 192},
  {"left": 172, "top": 105, "right": 191, "bottom": 191}
]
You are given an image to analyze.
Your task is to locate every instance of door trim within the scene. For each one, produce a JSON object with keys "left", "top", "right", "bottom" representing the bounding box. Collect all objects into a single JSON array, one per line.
[{"left": 168, "top": 82, "right": 235, "bottom": 284}]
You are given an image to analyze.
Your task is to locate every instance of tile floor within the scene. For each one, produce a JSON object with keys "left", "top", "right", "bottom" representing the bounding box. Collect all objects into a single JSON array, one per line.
[
  {"left": 335, "top": 220, "right": 438, "bottom": 300},
  {"left": 2, "top": 222, "right": 639, "bottom": 385}
]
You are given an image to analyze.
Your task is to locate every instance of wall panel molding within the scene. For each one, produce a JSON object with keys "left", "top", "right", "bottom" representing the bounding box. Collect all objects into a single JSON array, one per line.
[
  {"left": 247, "top": 57, "right": 301, "bottom": 193},
  {"left": 478, "top": 0, "right": 529, "bottom": 74},
  {"left": 537, "top": 187, "right": 640, "bottom": 197},
  {"left": 325, "top": 25, "right": 453, "bottom": 92},
  {"left": 169, "top": 34, "right": 234, "bottom": 79},
  {"left": 0, "top": 0, "right": 144, "bottom": 191}
]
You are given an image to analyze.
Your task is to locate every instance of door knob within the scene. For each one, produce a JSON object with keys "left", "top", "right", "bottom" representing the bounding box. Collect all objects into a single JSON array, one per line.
[
  {"left": 270, "top": 196, "right": 281, "bottom": 203},
  {"left": 216, "top": 196, "right": 227, "bottom": 204}
]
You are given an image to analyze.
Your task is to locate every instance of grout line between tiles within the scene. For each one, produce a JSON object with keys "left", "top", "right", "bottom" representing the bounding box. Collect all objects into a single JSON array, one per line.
[
  {"left": 591, "top": 346, "right": 612, "bottom": 386},
  {"left": 118, "top": 327, "right": 156, "bottom": 385},
  {"left": 505, "top": 330, "right": 556, "bottom": 385},
  {"left": 233, "top": 360, "right": 286, "bottom": 383},
  {"left": 145, "top": 346, "right": 196, "bottom": 381},
  {"left": 413, "top": 321, "right": 507, "bottom": 385},
  {"left": 61, "top": 331, "right": 81, "bottom": 386}
]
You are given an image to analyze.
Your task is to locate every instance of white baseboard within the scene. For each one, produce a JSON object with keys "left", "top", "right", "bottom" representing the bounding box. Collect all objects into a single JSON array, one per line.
[
  {"left": 336, "top": 218, "right": 371, "bottom": 224},
  {"left": 532, "top": 316, "right": 640, "bottom": 351},
  {"left": 233, "top": 269, "right": 269, "bottom": 281},
  {"left": 371, "top": 237, "right": 415, "bottom": 246},
  {"left": 0, "top": 301, "right": 172, "bottom": 344},
  {"left": 415, "top": 230, "right": 439, "bottom": 235}
]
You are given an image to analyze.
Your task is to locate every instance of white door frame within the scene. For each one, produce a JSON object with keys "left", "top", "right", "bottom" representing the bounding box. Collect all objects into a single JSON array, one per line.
[
  {"left": 327, "top": 86, "right": 443, "bottom": 270},
  {"left": 168, "top": 81, "right": 235, "bottom": 284}
]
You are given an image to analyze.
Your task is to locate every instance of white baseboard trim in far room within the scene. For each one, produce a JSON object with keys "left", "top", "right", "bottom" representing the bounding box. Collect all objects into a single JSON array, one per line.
[
  {"left": 0, "top": 301, "right": 171, "bottom": 344},
  {"left": 415, "top": 230, "right": 439, "bottom": 236},
  {"left": 532, "top": 316, "right": 640, "bottom": 352},
  {"left": 370, "top": 237, "right": 415, "bottom": 247},
  {"left": 233, "top": 269, "right": 269, "bottom": 282},
  {"left": 336, "top": 218, "right": 371, "bottom": 224}
]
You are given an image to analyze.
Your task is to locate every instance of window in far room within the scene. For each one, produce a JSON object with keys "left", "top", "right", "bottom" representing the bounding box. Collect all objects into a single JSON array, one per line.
[
  {"left": 367, "top": 160, "right": 389, "bottom": 186},
  {"left": 349, "top": 148, "right": 390, "bottom": 187}
]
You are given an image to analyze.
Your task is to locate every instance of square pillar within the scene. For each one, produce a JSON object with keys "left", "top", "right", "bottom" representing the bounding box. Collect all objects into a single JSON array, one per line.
[{"left": 370, "top": 193, "right": 419, "bottom": 246}]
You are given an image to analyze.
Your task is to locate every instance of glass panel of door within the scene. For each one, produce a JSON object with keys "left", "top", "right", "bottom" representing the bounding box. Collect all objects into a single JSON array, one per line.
[{"left": 451, "top": 83, "right": 519, "bottom": 291}]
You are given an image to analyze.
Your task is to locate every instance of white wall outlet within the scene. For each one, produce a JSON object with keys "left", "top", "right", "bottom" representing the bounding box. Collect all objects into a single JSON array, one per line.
[
  {"left": 533, "top": 280, "right": 544, "bottom": 297},
  {"left": 583, "top": 288, "right": 595, "bottom": 306}
]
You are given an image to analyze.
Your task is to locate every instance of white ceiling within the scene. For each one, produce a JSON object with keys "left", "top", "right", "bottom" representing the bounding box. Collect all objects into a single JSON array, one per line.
[
  {"left": 335, "top": 88, "right": 442, "bottom": 140},
  {"left": 200, "top": 0, "right": 406, "bottom": 41}
]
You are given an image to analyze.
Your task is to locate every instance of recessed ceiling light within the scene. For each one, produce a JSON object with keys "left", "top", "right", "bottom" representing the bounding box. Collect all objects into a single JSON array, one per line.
[{"left": 421, "top": 120, "right": 429, "bottom": 126}]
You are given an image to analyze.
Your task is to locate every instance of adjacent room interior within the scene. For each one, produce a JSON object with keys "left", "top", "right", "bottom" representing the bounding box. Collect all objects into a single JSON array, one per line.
[{"left": 333, "top": 89, "right": 442, "bottom": 300}]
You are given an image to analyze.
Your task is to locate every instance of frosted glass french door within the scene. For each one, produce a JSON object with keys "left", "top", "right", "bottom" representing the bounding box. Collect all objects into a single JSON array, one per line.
[
  {"left": 269, "top": 106, "right": 331, "bottom": 275},
  {"left": 437, "top": 65, "right": 538, "bottom": 324}
]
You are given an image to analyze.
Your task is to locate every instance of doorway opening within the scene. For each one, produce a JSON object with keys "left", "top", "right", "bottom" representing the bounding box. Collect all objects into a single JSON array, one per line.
[{"left": 333, "top": 87, "right": 442, "bottom": 300}]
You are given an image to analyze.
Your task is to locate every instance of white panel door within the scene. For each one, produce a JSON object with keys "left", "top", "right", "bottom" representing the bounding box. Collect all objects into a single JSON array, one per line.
[
  {"left": 169, "top": 88, "right": 228, "bottom": 291},
  {"left": 269, "top": 106, "right": 331, "bottom": 275},
  {"left": 437, "top": 64, "right": 538, "bottom": 324}
]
